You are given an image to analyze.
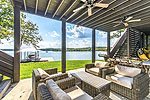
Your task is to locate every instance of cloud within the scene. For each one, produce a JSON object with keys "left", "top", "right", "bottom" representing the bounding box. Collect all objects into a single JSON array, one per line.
[
  {"left": 66, "top": 25, "right": 91, "bottom": 39},
  {"left": 39, "top": 40, "right": 61, "bottom": 48},
  {"left": 67, "top": 39, "right": 91, "bottom": 48},
  {"left": 98, "top": 31, "right": 107, "bottom": 38},
  {"left": 50, "top": 31, "right": 60, "bottom": 38}
]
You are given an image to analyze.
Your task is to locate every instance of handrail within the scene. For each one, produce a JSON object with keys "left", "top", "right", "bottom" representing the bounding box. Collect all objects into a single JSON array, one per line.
[{"left": 110, "top": 29, "right": 127, "bottom": 57}]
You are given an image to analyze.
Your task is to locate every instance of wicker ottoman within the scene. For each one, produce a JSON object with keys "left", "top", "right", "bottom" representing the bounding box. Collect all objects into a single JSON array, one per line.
[{"left": 71, "top": 71, "right": 111, "bottom": 97}]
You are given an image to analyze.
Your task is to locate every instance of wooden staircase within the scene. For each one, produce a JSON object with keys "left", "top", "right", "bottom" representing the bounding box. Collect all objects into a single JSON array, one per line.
[
  {"left": 110, "top": 28, "right": 142, "bottom": 58},
  {"left": 0, "top": 50, "right": 14, "bottom": 99}
]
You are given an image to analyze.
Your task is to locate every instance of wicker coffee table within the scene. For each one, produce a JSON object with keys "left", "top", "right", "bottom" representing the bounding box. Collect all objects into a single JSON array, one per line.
[{"left": 71, "top": 71, "right": 111, "bottom": 97}]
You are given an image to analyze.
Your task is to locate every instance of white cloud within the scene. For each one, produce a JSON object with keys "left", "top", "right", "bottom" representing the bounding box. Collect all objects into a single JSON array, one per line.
[
  {"left": 0, "top": 40, "right": 13, "bottom": 49},
  {"left": 66, "top": 25, "right": 86, "bottom": 39},
  {"left": 67, "top": 39, "right": 91, "bottom": 48},
  {"left": 39, "top": 40, "right": 61, "bottom": 48},
  {"left": 50, "top": 31, "right": 60, "bottom": 38},
  {"left": 98, "top": 31, "right": 107, "bottom": 38}
]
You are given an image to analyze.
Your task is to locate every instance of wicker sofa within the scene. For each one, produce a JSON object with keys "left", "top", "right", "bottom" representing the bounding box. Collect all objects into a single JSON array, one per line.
[
  {"left": 102, "top": 65, "right": 149, "bottom": 100},
  {"left": 85, "top": 61, "right": 113, "bottom": 77},
  {"left": 32, "top": 68, "right": 69, "bottom": 100},
  {"left": 37, "top": 77, "right": 110, "bottom": 100}
]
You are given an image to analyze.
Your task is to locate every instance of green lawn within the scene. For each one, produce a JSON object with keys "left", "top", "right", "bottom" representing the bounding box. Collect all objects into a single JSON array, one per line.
[{"left": 20, "top": 60, "right": 103, "bottom": 80}]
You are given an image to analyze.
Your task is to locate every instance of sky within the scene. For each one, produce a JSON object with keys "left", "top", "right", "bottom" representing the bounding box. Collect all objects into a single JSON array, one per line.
[{"left": 0, "top": 13, "right": 119, "bottom": 49}]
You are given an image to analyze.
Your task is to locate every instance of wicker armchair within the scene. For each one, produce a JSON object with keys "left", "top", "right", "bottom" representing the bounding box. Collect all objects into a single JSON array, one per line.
[
  {"left": 32, "top": 68, "right": 68, "bottom": 100},
  {"left": 37, "top": 77, "right": 110, "bottom": 100},
  {"left": 102, "top": 67, "right": 149, "bottom": 100},
  {"left": 85, "top": 63, "right": 113, "bottom": 77}
]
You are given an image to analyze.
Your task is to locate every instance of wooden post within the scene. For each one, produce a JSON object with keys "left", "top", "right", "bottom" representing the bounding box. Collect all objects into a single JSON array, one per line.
[
  {"left": 92, "top": 29, "right": 95, "bottom": 63},
  {"left": 62, "top": 18, "right": 66, "bottom": 73},
  {"left": 107, "top": 32, "right": 110, "bottom": 57},
  {"left": 127, "top": 28, "right": 130, "bottom": 57},
  {"left": 146, "top": 34, "right": 148, "bottom": 49},
  {"left": 14, "top": 5, "right": 21, "bottom": 82}
]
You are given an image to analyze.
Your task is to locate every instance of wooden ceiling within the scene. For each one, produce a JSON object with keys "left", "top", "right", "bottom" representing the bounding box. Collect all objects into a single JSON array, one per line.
[{"left": 11, "top": 0, "right": 150, "bottom": 33}]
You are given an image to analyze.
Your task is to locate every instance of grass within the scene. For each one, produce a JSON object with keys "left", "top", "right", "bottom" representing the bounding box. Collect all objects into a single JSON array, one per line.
[{"left": 20, "top": 60, "right": 103, "bottom": 80}]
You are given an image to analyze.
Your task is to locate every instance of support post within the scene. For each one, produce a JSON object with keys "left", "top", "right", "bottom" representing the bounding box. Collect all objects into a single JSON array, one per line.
[
  {"left": 146, "top": 34, "right": 148, "bottom": 49},
  {"left": 14, "top": 5, "right": 21, "bottom": 82},
  {"left": 107, "top": 32, "right": 110, "bottom": 57},
  {"left": 92, "top": 29, "right": 95, "bottom": 63},
  {"left": 62, "top": 18, "right": 66, "bottom": 73},
  {"left": 127, "top": 28, "right": 130, "bottom": 57}
]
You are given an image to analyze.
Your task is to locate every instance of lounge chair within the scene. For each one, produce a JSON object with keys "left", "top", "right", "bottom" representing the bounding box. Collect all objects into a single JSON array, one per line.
[
  {"left": 103, "top": 65, "right": 149, "bottom": 100},
  {"left": 85, "top": 61, "right": 113, "bottom": 77},
  {"left": 37, "top": 77, "right": 110, "bottom": 100},
  {"left": 32, "top": 68, "right": 68, "bottom": 100}
]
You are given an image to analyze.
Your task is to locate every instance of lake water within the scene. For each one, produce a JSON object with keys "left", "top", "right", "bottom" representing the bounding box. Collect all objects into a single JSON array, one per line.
[{"left": 3, "top": 51, "right": 106, "bottom": 61}]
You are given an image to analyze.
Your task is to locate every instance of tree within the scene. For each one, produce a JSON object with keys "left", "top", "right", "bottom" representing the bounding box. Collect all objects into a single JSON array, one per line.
[
  {"left": 0, "top": 0, "right": 42, "bottom": 49},
  {"left": 110, "top": 29, "right": 125, "bottom": 39}
]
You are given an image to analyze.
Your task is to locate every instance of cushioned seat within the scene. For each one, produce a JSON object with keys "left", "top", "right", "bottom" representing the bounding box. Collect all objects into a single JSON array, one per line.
[
  {"left": 65, "top": 86, "right": 93, "bottom": 100},
  {"left": 106, "top": 74, "right": 133, "bottom": 89},
  {"left": 89, "top": 68, "right": 99, "bottom": 73}
]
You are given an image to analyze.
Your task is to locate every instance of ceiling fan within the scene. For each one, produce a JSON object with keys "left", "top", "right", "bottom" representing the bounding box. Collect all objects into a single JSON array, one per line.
[
  {"left": 73, "top": 0, "right": 109, "bottom": 16},
  {"left": 113, "top": 16, "right": 141, "bottom": 27}
]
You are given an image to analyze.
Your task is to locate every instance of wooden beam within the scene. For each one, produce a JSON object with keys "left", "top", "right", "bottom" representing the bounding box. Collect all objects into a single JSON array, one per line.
[
  {"left": 92, "top": 29, "right": 96, "bottom": 63},
  {"left": 35, "top": 0, "right": 38, "bottom": 14},
  {"left": 23, "top": 0, "right": 26, "bottom": 11},
  {"left": 44, "top": 0, "right": 52, "bottom": 16},
  {"left": 53, "top": 0, "right": 65, "bottom": 18},
  {"left": 77, "top": 0, "right": 128, "bottom": 25},
  {"left": 60, "top": 0, "right": 78, "bottom": 20},
  {"left": 127, "top": 28, "right": 130, "bottom": 57},
  {"left": 62, "top": 18, "right": 66, "bottom": 73},
  {"left": 71, "top": 0, "right": 107, "bottom": 23},
  {"left": 92, "top": 0, "right": 150, "bottom": 28},
  {"left": 74, "top": 0, "right": 119, "bottom": 24},
  {"left": 107, "top": 32, "right": 110, "bottom": 57},
  {"left": 14, "top": 5, "right": 21, "bottom": 82}
]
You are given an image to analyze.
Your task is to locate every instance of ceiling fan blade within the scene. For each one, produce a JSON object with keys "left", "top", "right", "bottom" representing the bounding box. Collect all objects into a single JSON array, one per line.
[
  {"left": 113, "top": 23, "right": 121, "bottom": 27},
  {"left": 125, "top": 16, "right": 133, "bottom": 21},
  {"left": 88, "top": 7, "right": 92, "bottom": 16},
  {"left": 128, "top": 19, "right": 141, "bottom": 22},
  {"left": 81, "top": 0, "right": 86, "bottom": 2},
  {"left": 112, "top": 21, "right": 121, "bottom": 23},
  {"left": 94, "top": 3, "right": 109, "bottom": 8},
  {"left": 73, "top": 5, "right": 86, "bottom": 12},
  {"left": 123, "top": 23, "right": 128, "bottom": 27}
]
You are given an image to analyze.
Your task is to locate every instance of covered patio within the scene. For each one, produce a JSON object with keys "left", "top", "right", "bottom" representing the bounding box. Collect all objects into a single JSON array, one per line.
[
  {"left": 9, "top": 0, "right": 150, "bottom": 82},
  {"left": 1, "top": 0, "right": 150, "bottom": 99}
]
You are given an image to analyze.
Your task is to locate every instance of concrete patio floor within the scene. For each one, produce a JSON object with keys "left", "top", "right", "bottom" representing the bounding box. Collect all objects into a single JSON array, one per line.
[{"left": 2, "top": 68, "right": 150, "bottom": 100}]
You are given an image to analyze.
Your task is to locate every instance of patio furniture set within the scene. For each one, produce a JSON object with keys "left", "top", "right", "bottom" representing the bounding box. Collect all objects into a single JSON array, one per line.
[{"left": 32, "top": 57, "right": 149, "bottom": 100}]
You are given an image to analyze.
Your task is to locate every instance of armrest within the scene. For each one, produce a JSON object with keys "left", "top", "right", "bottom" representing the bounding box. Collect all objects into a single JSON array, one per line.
[
  {"left": 133, "top": 73, "right": 149, "bottom": 90},
  {"left": 102, "top": 67, "right": 115, "bottom": 79},
  {"left": 37, "top": 83, "right": 54, "bottom": 100},
  {"left": 32, "top": 69, "right": 41, "bottom": 81},
  {"left": 85, "top": 63, "right": 95, "bottom": 69},
  {"left": 44, "top": 73, "right": 68, "bottom": 81},
  {"left": 44, "top": 68, "right": 57, "bottom": 75},
  {"left": 56, "top": 77, "right": 75, "bottom": 90}
]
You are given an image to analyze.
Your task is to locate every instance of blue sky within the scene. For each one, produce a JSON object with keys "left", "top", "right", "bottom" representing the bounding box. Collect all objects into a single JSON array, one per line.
[{"left": 0, "top": 13, "right": 119, "bottom": 49}]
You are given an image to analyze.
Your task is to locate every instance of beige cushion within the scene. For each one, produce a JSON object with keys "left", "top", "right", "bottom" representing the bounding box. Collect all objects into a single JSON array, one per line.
[
  {"left": 108, "top": 74, "right": 133, "bottom": 89},
  {"left": 37, "top": 68, "right": 50, "bottom": 78},
  {"left": 115, "top": 65, "right": 141, "bottom": 77},
  {"left": 65, "top": 86, "right": 93, "bottom": 100},
  {"left": 46, "top": 80, "right": 72, "bottom": 100},
  {"left": 89, "top": 68, "right": 99, "bottom": 73},
  {"left": 95, "top": 61, "right": 109, "bottom": 68}
]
